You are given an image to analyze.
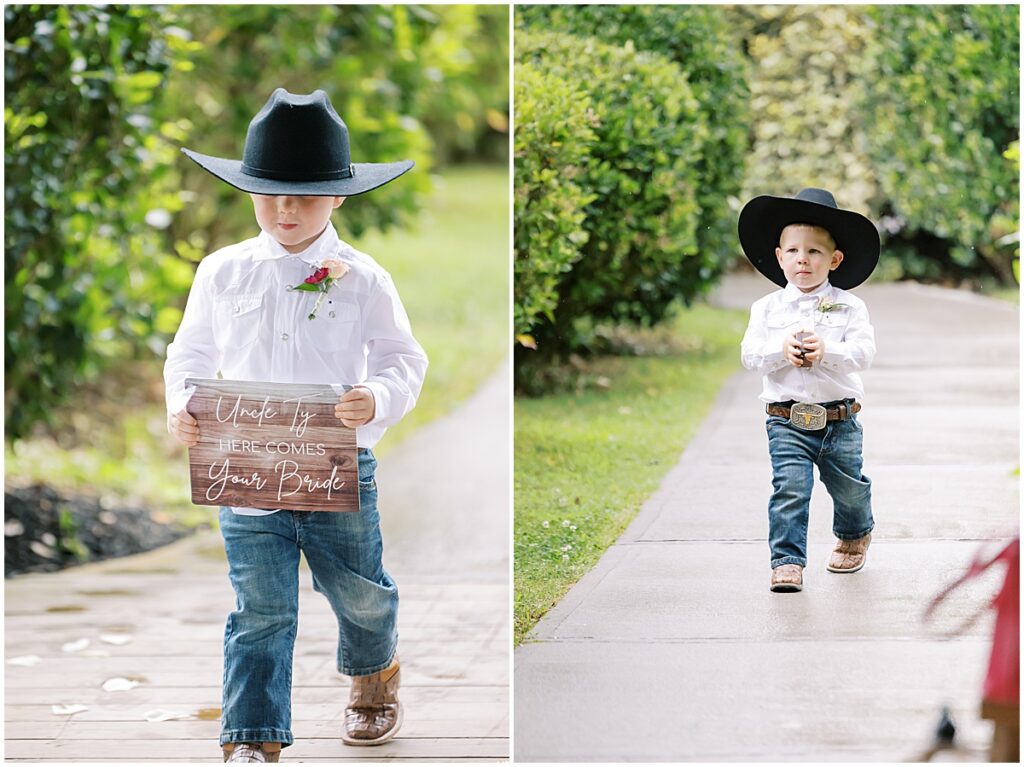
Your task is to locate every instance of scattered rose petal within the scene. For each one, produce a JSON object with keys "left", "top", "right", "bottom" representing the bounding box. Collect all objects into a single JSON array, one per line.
[
  {"left": 143, "top": 709, "right": 192, "bottom": 722},
  {"left": 99, "top": 634, "right": 133, "bottom": 646},
  {"left": 8, "top": 655, "right": 41, "bottom": 667},
  {"left": 101, "top": 677, "right": 139, "bottom": 692},
  {"left": 62, "top": 638, "right": 90, "bottom": 653},
  {"left": 52, "top": 704, "right": 89, "bottom": 716}
]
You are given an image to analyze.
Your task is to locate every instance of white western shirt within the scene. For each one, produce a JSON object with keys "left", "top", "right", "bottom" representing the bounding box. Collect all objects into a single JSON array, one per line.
[
  {"left": 740, "top": 280, "right": 875, "bottom": 405},
  {"left": 164, "top": 223, "right": 428, "bottom": 514}
]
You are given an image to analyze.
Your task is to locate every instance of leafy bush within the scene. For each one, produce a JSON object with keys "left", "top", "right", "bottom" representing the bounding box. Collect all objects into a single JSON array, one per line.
[
  {"left": 862, "top": 5, "right": 1019, "bottom": 284},
  {"left": 514, "top": 31, "right": 709, "bottom": 381},
  {"left": 513, "top": 62, "right": 595, "bottom": 343},
  {"left": 731, "top": 5, "right": 1019, "bottom": 286},
  {"left": 517, "top": 5, "right": 749, "bottom": 276},
  {"left": 5, "top": 5, "right": 194, "bottom": 441},
  {"left": 732, "top": 6, "right": 877, "bottom": 216}
]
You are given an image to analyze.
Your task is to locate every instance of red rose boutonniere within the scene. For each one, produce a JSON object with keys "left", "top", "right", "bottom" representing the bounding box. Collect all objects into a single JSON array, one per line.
[{"left": 289, "top": 259, "right": 350, "bottom": 319}]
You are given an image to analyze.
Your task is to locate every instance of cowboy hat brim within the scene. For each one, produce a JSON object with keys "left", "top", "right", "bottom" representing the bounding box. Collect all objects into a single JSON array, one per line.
[
  {"left": 738, "top": 195, "right": 880, "bottom": 289},
  {"left": 181, "top": 148, "right": 414, "bottom": 197}
]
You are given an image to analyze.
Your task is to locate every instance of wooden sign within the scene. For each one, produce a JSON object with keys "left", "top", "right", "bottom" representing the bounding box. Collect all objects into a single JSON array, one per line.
[{"left": 184, "top": 378, "right": 358, "bottom": 512}]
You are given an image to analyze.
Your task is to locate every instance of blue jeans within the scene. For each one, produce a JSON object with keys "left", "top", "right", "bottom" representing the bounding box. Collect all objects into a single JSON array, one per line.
[
  {"left": 217, "top": 449, "right": 398, "bottom": 747},
  {"left": 765, "top": 408, "right": 874, "bottom": 568}
]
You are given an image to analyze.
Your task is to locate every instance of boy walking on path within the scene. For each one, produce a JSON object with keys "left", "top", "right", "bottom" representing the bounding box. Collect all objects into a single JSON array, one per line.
[
  {"left": 739, "top": 188, "right": 879, "bottom": 593},
  {"left": 164, "top": 89, "right": 427, "bottom": 762}
]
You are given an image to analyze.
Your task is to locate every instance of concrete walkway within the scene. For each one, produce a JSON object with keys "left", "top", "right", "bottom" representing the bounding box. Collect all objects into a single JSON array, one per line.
[
  {"left": 5, "top": 362, "right": 510, "bottom": 762},
  {"left": 515, "top": 278, "right": 1018, "bottom": 761}
]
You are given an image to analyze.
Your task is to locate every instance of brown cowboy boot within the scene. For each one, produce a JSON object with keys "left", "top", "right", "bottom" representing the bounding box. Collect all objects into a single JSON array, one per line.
[
  {"left": 222, "top": 742, "right": 282, "bottom": 763},
  {"left": 770, "top": 564, "right": 804, "bottom": 593},
  {"left": 827, "top": 532, "right": 872, "bottom": 573},
  {"left": 342, "top": 656, "right": 403, "bottom": 746}
]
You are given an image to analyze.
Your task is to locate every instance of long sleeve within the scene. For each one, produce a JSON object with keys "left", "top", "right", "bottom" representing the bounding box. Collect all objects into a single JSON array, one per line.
[
  {"left": 163, "top": 257, "right": 219, "bottom": 419},
  {"left": 357, "top": 273, "right": 428, "bottom": 428},
  {"left": 741, "top": 298, "right": 788, "bottom": 375}
]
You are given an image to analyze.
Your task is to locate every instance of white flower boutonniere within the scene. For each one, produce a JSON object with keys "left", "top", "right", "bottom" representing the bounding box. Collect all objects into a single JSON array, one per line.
[
  {"left": 816, "top": 298, "right": 849, "bottom": 315},
  {"left": 289, "top": 259, "right": 350, "bottom": 319}
]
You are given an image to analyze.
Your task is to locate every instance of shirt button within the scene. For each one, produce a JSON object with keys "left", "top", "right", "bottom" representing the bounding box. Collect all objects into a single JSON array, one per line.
[
  {"left": 233, "top": 305, "right": 241, "bottom": 314},
  {"left": 328, "top": 310, "right": 336, "bottom": 318},
  {"left": 281, "top": 333, "right": 289, "bottom": 341}
]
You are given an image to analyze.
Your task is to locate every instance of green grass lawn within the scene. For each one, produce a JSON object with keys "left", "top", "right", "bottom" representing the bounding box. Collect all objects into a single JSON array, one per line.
[
  {"left": 514, "top": 303, "right": 747, "bottom": 645},
  {"left": 5, "top": 164, "right": 508, "bottom": 520}
]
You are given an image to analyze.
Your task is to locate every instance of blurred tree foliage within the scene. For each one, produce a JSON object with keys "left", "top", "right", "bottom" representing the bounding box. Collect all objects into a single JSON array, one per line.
[
  {"left": 732, "top": 4, "right": 1019, "bottom": 285},
  {"left": 5, "top": 5, "right": 194, "bottom": 442},
  {"left": 732, "top": 6, "right": 877, "bottom": 217},
  {"left": 861, "top": 5, "right": 1019, "bottom": 284},
  {"left": 5, "top": 4, "right": 508, "bottom": 443}
]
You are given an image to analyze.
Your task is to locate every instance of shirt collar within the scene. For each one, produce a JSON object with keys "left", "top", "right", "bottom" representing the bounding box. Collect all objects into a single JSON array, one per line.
[
  {"left": 254, "top": 222, "right": 341, "bottom": 265},
  {"left": 781, "top": 279, "right": 833, "bottom": 304}
]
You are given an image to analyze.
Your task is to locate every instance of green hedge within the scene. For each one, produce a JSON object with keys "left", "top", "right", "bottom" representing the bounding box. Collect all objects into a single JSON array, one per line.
[
  {"left": 863, "top": 5, "right": 1019, "bottom": 284},
  {"left": 513, "top": 62, "right": 594, "bottom": 342},
  {"left": 517, "top": 5, "right": 749, "bottom": 280},
  {"left": 514, "top": 31, "right": 710, "bottom": 383}
]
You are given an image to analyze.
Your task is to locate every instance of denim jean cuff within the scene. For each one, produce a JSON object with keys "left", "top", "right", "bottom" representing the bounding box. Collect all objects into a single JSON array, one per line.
[
  {"left": 834, "top": 524, "right": 874, "bottom": 541},
  {"left": 771, "top": 555, "right": 807, "bottom": 568},
  {"left": 341, "top": 641, "right": 397, "bottom": 677},
  {"left": 220, "top": 728, "right": 293, "bottom": 747}
]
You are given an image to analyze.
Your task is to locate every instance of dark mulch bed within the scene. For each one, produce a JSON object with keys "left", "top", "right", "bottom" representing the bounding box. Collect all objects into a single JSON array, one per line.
[{"left": 4, "top": 485, "right": 191, "bottom": 578}]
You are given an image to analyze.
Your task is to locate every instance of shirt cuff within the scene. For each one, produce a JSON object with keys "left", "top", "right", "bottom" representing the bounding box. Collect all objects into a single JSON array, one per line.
[
  {"left": 355, "top": 381, "right": 390, "bottom": 425},
  {"left": 821, "top": 343, "right": 850, "bottom": 372}
]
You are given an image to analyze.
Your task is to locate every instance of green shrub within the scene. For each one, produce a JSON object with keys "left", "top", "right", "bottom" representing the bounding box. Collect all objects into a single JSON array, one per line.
[
  {"left": 862, "top": 5, "right": 1019, "bottom": 284},
  {"left": 513, "top": 62, "right": 595, "bottom": 343},
  {"left": 517, "top": 5, "right": 749, "bottom": 275},
  {"left": 5, "top": 5, "right": 192, "bottom": 442},
  {"left": 514, "top": 31, "right": 708, "bottom": 380}
]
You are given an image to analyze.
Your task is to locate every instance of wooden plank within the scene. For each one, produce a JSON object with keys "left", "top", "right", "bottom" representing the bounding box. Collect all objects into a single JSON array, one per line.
[
  {"left": 5, "top": 687, "right": 508, "bottom": 721},
  {"left": 4, "top": 684, "right": 508, "bottom": 707},
  {"left": 3, "top": 737, "right": 509, "bottom": 760},
  {"left": 184, "top": 378, "right": 358, "bottom": 512},
  {"left": 7, "top": 709, "right": 509, "bottom": 739}
]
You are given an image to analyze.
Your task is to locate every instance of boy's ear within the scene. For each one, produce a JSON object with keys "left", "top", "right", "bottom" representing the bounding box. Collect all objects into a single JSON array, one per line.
[
  {"left": 830, "top": 250, "right": 845, "bottom": 271},
  {"left": 333, "top": 196, "right": 346, "bottom": 209},
  {"left": 775, "top": 246, "right": 783, "bottom": 266}
]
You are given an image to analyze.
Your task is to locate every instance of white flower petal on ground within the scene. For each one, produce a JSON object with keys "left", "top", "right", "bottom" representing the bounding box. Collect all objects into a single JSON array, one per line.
[
  {"left": 143, "top": 709, "right": 192, "bottom": 722},
  {"left": 99, "top": 634, "right": 134, "bottom": 646},
  {"left": 101, "top": 677, "right": 139, "bottom": 692},
  {"left": 62, "top": 638, "right": 90, "bottom": 653},
  {"left": 8, "top": 655, "right": 41, "bottom": 666},
  {"left": 52, "top": 704, "right": 89, "bottom": 715}
]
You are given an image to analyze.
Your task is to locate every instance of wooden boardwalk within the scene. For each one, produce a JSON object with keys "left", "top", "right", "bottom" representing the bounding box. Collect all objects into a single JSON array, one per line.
[{"left": 5, "top": 530, "right": 509, "bottom": 762}]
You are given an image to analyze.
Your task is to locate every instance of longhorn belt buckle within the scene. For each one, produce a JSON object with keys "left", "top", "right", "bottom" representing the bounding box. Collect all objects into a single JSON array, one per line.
[{"left": 790, "top": 402, "right": 827, "bottom": 431}]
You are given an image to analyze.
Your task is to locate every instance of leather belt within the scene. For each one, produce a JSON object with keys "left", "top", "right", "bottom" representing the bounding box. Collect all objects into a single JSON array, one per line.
[{"left": 766, "top": 401, "right": 861, "bottom": 422}]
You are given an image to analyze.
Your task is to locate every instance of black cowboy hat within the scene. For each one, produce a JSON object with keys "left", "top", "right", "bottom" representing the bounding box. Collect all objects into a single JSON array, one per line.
[
  {"left": 181, "top": 88, "right": 413, "bottom": 196},
  {"left": 738, "top": 188, "right": 880, "bottom": 289}
]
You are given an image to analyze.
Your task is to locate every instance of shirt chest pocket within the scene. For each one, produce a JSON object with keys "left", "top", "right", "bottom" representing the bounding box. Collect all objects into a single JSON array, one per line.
[
  {"left": 307, "top": 301, "right": 360, "bottom": 352},
  {"left": 212, "top": 293, "right": 263, "bottom": 350},
  {"left": 766, "top": 311, "right": 800, "bottom": 332},
  {"left": 815, "top": 311, "right": 850, "bottom": 335}
]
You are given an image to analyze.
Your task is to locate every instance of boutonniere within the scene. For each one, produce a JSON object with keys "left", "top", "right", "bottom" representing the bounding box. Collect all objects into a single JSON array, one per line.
[
  {"left": 816, "top": 298, "right": 849, "bottom": 314},
  {"left": 289, "top": 259, "right": 350, "bottom": 319}
]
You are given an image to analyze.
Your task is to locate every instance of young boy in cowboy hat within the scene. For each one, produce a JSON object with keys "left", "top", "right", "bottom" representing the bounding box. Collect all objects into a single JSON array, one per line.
[
  {"left": 738, "top": 188, "right": 879, "bottom": 593},
  {"left": 164, "top": 88, "right": 428, "bottom": 761}
]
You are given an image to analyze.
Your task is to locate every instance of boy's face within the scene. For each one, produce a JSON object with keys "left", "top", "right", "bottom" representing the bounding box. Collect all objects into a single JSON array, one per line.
[
  {"left": 775, "top": 224, "right": 844, "bottom": 293},
  {"left": 250, "top": 194, "right": 346, "bottom": 253}
]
